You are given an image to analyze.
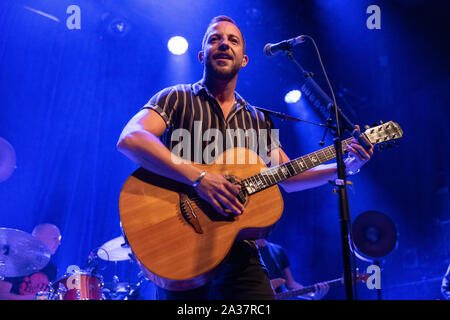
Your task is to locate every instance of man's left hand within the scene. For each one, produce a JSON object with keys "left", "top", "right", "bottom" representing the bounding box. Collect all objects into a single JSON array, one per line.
[
  {"left": 310, "top": 282, "right": 330, "bottom": 300},
  {"left": 344, "top": 125, "right": 374, "bottom": 174}
]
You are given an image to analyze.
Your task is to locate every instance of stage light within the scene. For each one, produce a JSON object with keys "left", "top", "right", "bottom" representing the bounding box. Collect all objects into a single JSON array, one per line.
[
  {"left": 284, "top": 90, "right": 301, "bottom": 103},
  {"left": 167, "top": 36, "right": 188, "bottom": 55}
]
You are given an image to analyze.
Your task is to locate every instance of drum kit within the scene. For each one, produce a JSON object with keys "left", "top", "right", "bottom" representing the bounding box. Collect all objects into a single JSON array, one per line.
[
  {"left": 0, "top": 227, "right": 146, "bottom": 300},
  {"left": 1, "top": 139, "right": 148, "bottom": 300}
]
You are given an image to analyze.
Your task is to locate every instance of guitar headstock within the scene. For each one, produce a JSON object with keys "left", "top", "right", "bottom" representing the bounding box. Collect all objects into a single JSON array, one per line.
[{"left": 363, "top": 121, "right": 403, "bottom": 150}]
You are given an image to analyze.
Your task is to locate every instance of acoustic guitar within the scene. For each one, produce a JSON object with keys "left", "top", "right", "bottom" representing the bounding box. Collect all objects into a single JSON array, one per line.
[{"left": 119, "top": 121, "right": 402, "bottom": 290}]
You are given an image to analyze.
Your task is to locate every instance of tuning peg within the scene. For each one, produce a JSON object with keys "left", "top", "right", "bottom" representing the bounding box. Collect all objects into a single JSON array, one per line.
[
  {"left": 377, "top": 143, "right": 385, "bottom": 151},
  {"left": 379, "top": 120, "right": 384, "bottom": 124},
  {"left": 386, "top": 143, "right": 392, "bottom": 149},
  {"left": 364, "top": 125, "right": 370, "bottom": 130},
  {"left": 372, "top": 123, "right": 378, "bottom": 128}
]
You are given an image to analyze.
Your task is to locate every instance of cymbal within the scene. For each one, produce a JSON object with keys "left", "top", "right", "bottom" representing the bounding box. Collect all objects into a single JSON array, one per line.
[
  {"left": 97, "top": 236, "right": 132, "bottom": 261},
  {"left": 0, "top": 137, "right": 16, "bottom": 183},
  {"left": 0, "top": 228, "right": 51, "bottom": 277}
]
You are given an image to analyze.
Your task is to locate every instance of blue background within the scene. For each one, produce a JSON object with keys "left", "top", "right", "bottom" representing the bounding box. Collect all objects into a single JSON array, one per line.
[{"left": 0, "top": 0, "right": 448, "bottom": 299}]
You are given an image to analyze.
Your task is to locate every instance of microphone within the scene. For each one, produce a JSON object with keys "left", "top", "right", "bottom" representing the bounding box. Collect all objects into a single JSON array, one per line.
[{"left": 264, "top": 35, "right": 306, "bottom": 56}]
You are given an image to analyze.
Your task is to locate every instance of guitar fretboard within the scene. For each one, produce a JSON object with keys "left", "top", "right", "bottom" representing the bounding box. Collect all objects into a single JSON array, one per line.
[
  {"left": 275, "top": 278, "right": 342, "bottom": 300},
  {"left": 243, "top": 138, "right": 353, "bottom": 194}
]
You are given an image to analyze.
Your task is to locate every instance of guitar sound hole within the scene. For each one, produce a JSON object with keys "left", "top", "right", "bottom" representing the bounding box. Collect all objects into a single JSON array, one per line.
[
  {"left": 224, "top": 175, "right": 248, "bottom": 206},
  {"left": 237, "top": 189, "right": 247, "bottom": 205}
]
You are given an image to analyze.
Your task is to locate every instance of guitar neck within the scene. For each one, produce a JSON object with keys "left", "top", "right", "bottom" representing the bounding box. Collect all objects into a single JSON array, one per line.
[
  {"left": 243, "top": 138, "right": 353, "bottom": 194},
  {"left": 275, "top": 278, "right": 342, "bottom": 300}
]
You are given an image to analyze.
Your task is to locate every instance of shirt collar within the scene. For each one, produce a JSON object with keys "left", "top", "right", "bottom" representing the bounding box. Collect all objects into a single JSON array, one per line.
[{"left": 192, "top": 80, "right": 249, "bottom": 110}]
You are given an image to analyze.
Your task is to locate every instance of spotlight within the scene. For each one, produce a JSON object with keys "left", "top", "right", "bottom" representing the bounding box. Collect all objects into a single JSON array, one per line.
[
  {"left": 284, "top": 90, "right": 301, "bottom": 103},
  {"left": 167, "top": 36, "right": 188, "bottom": 55}
]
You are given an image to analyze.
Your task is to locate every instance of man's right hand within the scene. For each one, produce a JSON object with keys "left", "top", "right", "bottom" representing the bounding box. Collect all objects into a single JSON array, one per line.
[{"left": 194, "top": 172, "right": 244, "bottom": 217}]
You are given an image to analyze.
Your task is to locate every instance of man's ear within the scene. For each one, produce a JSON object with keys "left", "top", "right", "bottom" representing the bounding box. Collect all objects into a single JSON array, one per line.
[
  {"left": 241, "top": 54, "right": 249, "bottom": 68},
  {"left": 198, "top": 51, "right": 204, "bottom": 64}
]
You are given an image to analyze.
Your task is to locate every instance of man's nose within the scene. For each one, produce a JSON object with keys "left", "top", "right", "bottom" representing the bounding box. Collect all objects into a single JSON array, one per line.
[{"left": 218, "top": 40, "right": 230, "bottom": 50}]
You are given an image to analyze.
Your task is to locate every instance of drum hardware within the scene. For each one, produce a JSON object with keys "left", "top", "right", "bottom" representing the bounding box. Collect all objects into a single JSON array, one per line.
[
  {"left": 35, "top": 291, "right": 52, "bottom": 300},
  {"left": 124, "top": 271, "right": 147, "bottom": 300},
  {"left": 100, "top": 258, "right": 135, "bottom": 300},
  {"left": 102, "top": 276, "right": 133, "bottom": 300},
  {"left": 94, "top": 233, "right": 146, "bottom": 300},
  {"left": 56, "top": 283, "right": 67, "bottom": 299},
  {"left": 35, "top": 284, "right": 63, "bottom": 300},
  {"left": 102, "top": 272, "right": 147, "bottom": 300},
  {"left": 85, "top": 247, "right": 106, "bottom": 276}
]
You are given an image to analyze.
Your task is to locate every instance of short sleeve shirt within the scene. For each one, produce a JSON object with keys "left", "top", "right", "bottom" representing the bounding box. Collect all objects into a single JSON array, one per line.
[
  {"left": 142, "top": 80, "right": 281, "bottom": 165},
  {"left": 258, "top": 242, "right": 290, "bottom": 280}
]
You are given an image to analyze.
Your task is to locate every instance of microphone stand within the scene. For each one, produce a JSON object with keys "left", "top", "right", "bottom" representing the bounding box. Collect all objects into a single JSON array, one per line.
[
  {"left": 284, "top": 50, "right": 360, "bottom": 300},
  {"left": 254, "top": 106, "right": 336, "bottom": 130}
]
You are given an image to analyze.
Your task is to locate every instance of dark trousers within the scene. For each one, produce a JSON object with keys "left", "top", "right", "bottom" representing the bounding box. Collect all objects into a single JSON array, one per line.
[{"left": 156, "top": 241, "right": 274, "bottom": 300}]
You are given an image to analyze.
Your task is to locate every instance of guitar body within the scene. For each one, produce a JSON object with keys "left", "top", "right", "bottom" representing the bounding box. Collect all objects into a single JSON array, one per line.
[
  {"left": 119, "top": 148, "right": 284, "bottom": 291},
  {"left": 118, "top": 121, "right": 403, "bottom": 291}
]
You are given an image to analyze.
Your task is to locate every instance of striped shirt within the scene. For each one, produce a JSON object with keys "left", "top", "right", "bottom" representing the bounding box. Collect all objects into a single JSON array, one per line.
[{"left": 143, "top": 80, "right": 281, "bottom": 165}]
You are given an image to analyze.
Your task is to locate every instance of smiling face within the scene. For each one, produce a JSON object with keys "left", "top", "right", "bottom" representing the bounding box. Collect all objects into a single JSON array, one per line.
[{"left": 199, "top": 21, "right": 248, "bottom": 81}]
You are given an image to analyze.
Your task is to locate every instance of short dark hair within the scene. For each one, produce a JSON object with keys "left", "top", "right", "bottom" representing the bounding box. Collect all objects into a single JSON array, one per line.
[{"left": 201, "top": 15, "right": 246, "bottom": 53}]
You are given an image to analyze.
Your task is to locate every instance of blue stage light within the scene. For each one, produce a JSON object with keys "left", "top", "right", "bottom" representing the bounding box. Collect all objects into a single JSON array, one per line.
[
  {"left": 284, "top": 90, "right": 301, "bottom": 103},
  {"left": 167, "top": 36, "right": 188, "bottom": 55}
]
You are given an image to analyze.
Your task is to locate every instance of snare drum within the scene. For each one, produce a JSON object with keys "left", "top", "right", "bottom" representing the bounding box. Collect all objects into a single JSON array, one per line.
[{"left": 52, "top": 270, "right": 103, "bottom": 300}]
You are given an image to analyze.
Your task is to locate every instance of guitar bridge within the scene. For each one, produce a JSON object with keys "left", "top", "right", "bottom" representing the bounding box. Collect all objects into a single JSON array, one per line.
[{"left": 179, "top": 193, "right": 203, "bottom": 234}]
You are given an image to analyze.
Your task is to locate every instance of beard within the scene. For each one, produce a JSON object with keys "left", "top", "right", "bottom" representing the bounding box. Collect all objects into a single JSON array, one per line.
[{"left": 205, "top": 57, "right": 241, "bottom": 81}]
